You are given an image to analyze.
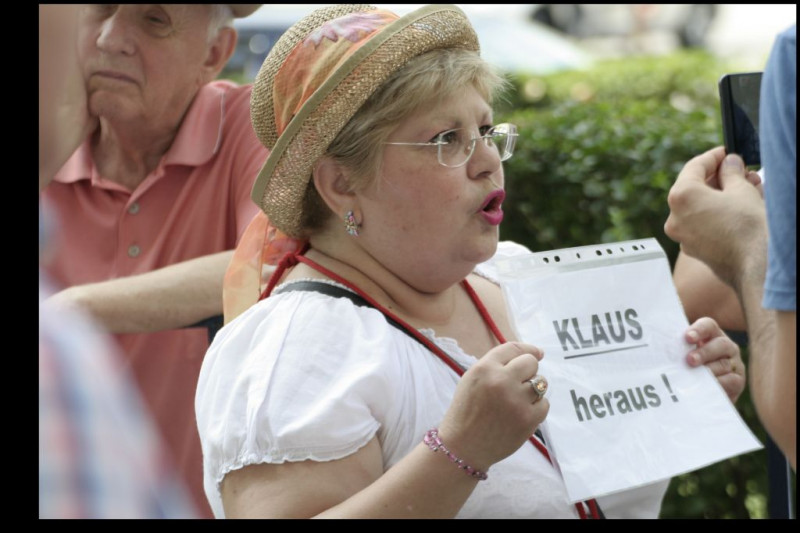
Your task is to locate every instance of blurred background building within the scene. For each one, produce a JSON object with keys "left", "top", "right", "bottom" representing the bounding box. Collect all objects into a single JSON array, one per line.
[{"left": 224, "top": 4, "right": 797, "bottom": 80}]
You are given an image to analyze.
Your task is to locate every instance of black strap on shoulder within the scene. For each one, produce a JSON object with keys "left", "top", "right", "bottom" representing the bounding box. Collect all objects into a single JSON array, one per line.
[
  {"left": 273, "top": 281, "right": 426, "bottom": 349},
  {"left": 274, "top": 280, "right": 372, "bottom": 307}
]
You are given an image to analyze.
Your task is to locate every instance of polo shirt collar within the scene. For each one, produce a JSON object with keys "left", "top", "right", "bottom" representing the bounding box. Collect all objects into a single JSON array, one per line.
[
  {"left": 52, "top": 141, "right": 95, "bottom": 185},
  {"left": 51, "top": 82, "right": 227, "bottom": 186},
  {"left": 163, "top": 82, "right": 226, "bottom": 167}
]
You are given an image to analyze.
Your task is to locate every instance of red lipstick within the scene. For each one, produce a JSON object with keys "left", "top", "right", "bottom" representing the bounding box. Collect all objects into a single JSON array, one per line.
[{"left": 479, "top": 189, "right": 505, "bottom": 225}]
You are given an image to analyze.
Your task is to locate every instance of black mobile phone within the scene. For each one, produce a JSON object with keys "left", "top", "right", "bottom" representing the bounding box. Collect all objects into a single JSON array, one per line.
[{"left": 718, "top": 72, "right": 763, "bottom": 167}]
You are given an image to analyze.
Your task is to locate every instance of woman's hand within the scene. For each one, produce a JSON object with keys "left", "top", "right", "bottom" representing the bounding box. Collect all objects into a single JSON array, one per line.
[
  {"left": 685, "top": 317, "right": 746, "bottom": 403},
  {"left": 438, "top": 342, "right": 548, "bottom": 472}
]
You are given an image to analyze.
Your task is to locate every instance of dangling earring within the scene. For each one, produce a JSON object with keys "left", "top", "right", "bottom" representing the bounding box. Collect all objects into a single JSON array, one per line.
[{"left": 344, "top": 210, "right": 360, "bottom": 237}]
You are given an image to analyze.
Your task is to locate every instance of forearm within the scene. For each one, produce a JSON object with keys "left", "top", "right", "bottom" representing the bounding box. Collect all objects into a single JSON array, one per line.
[
  {"left": 226, "top": 437, "right": 486, "bottom": 519},
  {"left": 736, "top": 264, "right": 774, "bottom": 404},
  {"left": 733, "top": 254, "right": 795, "bottom": 467},
  {"left": 47, "top": 251, "right": 234, "bottom": 334},
  {"left": 673, "top": 252, "right": 746, "bottom": 330},
  {"left": 318, "top": 442, "right": 482, "bottom": 519},
  {"left": 38, "top": 130, "right": 85, "bottom": 190},
  {"left": 751, "top": 310, "right": 796, "bottom": 470},
  {"left": 773, "top": 314, "right": 796, "bottom": 470}
]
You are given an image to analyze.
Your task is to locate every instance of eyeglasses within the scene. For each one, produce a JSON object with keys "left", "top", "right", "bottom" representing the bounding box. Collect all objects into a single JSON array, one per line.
[{"left": 383, "top": 123, "right": 518, "bottom": 168}]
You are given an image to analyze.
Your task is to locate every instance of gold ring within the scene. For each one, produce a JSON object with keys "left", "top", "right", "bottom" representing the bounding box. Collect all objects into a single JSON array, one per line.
[{"left": 529, "top": 375, "right": 548, "bottom": 400}]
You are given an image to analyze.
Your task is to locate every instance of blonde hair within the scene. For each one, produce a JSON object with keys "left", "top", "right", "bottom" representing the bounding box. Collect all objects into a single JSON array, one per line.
[{"left": 300, "top": 48, "right": 508, "bottom": 236}]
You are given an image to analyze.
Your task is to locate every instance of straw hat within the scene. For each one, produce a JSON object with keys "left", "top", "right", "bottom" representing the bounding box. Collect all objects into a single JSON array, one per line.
[{"left": 249, "top": 4, "right": 480, "bottom": 238}]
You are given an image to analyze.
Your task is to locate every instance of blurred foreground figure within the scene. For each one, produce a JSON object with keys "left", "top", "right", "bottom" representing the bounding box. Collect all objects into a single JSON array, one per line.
[
  {"left": 38, "top": 4, "right": 196, "bottom": 518},
  {"left": 40, "top": 4, "right": 264, "bottom": 515}
]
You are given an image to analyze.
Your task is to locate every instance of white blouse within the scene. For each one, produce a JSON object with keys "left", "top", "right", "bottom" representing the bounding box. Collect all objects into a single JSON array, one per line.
[{"left": 196, "top": 242, "right": 668, "bottom": 518}]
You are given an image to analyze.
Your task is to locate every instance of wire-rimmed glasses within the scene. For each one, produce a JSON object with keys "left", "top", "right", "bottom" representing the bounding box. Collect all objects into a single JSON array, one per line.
[{"left": 384, "top": 123, "right": 518, "bottom": 168}]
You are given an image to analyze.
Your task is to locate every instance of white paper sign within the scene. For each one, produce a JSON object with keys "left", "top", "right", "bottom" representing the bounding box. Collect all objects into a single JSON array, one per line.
[{"left": 494, "top": 238, "right": 762, "bottom": 503}]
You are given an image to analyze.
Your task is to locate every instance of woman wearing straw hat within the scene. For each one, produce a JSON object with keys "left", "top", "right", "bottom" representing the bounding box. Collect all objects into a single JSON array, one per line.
[{"left": 196, "top": 4, "right": 745, "bottom": 518}]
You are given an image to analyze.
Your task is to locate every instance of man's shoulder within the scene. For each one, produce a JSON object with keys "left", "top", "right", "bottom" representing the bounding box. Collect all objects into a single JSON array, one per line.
[
  {"left": 772, "top": 24, "right": 796, "bottom": 73},
  {"left": 778, "top": 23, "right": 796, "bottom": 46}
]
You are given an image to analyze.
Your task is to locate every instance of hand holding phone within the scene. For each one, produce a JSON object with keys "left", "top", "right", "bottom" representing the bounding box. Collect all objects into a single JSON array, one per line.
[{"left": 719, "top": 72, "right": 763, "bottom": 167}]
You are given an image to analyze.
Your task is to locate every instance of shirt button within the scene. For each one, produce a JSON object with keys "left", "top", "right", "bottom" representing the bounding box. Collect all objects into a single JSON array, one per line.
[
  {"left": 128, "top": 202, "right": 140, "bottom": 215},
  {"left": 128, "top": 245, "right": 141, "bottom": 258}
]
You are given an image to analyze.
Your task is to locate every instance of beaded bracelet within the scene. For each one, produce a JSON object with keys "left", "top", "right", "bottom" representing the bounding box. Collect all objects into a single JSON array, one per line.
[{"left": 423, "top": 428, "right": 488, "bottom": 481}]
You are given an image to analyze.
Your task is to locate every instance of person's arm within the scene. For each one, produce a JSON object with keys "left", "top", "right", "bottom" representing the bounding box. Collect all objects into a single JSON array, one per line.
[
  {"left": 45, "top": 251, "right": 234, "bottom": 334},
  {"left": 734, "top": 245, "right": 796, "bottom": 470},
  {"left": 770, "top": 311, "right": 796, "bottom": 469},
  {"left": 755, "top": 23, "right": 796, "bottom": 471},
  {"left": 666, "top": 147, "right": 795, "bottom": 467},
  {"left": 737, "top": 263, "right": 795, "bottom": 470},
  {"left": 221, "top": 342, "right": 549, "bottom": 518},
  {"left": 673, "top": 251, "right": 746, "bottom": 331},
  {"left": 223, "top": 436, "right": 482, "bottom": 519},
  {"left": 38, "top": 5, "right": 97, "bottom": 191},
  {"left": 731, "top": 247, "right": 796, "bottom": 470}
]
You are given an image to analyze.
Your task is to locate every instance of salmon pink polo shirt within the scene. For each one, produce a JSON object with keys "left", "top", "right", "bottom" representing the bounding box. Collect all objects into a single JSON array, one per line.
[{"left": 42, "top": 80, "right": 266, "bottom": 518}]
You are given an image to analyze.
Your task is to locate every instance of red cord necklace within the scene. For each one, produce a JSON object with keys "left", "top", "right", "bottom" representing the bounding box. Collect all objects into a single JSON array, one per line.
[{"left": 261, "top": 248, "right": 602, "bottom": 519}]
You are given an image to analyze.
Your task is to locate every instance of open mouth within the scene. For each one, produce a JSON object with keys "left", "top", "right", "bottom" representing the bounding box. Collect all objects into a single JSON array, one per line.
[
  {"left": 480, "top": 190, "right": 506, "bottom": 213},
  {"left": 479, "top": 190, "right": 505, "bottom": 225},
  {"left": 482, "top": 195, "right": 502, "bottom": 213}
]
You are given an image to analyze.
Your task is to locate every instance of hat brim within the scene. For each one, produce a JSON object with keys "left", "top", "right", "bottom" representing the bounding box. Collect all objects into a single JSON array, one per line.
[
  {"left": 228, "top": 4, "right": 261, "bottom": 18},
  {"left": 250, "top": 4, "right": 480, "bottom": 238}
]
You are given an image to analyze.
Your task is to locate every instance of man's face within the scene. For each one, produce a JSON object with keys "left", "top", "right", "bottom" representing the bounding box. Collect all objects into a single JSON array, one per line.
[{"left": 77, "top": 4, "right": 215, "bottom": 129}]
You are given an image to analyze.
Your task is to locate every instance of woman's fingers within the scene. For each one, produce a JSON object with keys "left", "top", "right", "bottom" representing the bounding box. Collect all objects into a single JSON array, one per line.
[
  {"left": 686, "top": 334, "right": 740, "bottom": 370},
  {"left": 504, "top": 351, "right": 540, "bottom": 378},
  {"left": 492, "top": 344, "right": 549, "bottom": 404},
  {"left": 685, "top": 317, "right": 745, "bottom": 403},
  {"left": 482, "top": 342, "right": 543, "bottom": 365},
  {"left": 715, "top": 372, "right": 747, "bottom": 403},
  {"left": 685, "top": 316, "right": 725, "bottom": 346}
]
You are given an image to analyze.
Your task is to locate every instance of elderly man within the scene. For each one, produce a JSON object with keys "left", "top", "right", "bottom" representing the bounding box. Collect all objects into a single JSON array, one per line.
[{"left": 41, "top": 4, "right": 265, "bottom": 516}]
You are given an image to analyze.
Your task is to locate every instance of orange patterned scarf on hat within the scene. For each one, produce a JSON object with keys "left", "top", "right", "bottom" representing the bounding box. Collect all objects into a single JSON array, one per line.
[{"left": 223, "top": 211, "right": 303, "bottom": 323}]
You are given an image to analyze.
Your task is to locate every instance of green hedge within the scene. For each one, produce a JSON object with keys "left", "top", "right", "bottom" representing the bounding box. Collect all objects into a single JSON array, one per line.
[
  {"left": 496, "top": 51, "right": 725, "bottom": 265},
  {"left": 495, "top": 51, "right": 794, "bottom": 518}
]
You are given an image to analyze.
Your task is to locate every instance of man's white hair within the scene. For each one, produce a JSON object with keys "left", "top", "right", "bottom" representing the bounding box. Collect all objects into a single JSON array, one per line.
[{"left": 207, "top": 4, "right": 234, "bottom": 42}]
